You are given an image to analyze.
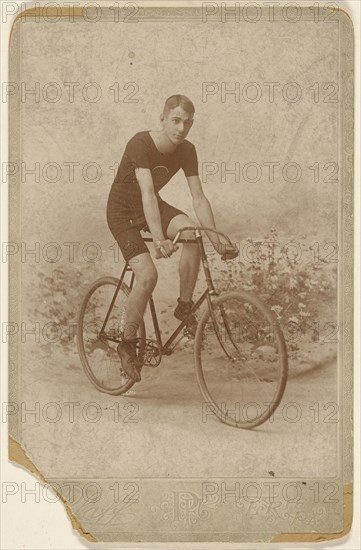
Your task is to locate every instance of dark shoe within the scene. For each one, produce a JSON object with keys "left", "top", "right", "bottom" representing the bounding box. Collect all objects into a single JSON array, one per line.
[
  {"left": 117, "top": 340, "right": 141, "bottom": 382},
  {"left": 174, "top": 298, "right": 198, "bottom": 337}
]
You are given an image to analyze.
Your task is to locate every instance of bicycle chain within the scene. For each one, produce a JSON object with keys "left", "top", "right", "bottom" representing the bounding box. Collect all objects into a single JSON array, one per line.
[{"left": 138, "top": 338, "right": 162, "bottom": 368}]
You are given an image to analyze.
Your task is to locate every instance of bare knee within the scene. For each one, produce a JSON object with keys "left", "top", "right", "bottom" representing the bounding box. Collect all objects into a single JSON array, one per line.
[
  {"left": 135, "top": 264, "right": 158, "bottom": 294},
  {"left": 182, "top": 241, "right": 201, "bottom": 258}
]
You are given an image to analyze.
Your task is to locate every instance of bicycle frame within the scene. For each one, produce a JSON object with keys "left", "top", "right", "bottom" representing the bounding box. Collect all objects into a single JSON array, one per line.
[
  {"left": 79, "top": 227, "right": 288, "bottom": 428},
  {"left": 100, "top": 227, "right": 232, "bottom": 354}
]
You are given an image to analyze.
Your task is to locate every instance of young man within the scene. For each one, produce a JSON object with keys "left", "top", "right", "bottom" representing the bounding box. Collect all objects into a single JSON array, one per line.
[{"left": 107, "top": 94, "right": 236, "bottom": 381}]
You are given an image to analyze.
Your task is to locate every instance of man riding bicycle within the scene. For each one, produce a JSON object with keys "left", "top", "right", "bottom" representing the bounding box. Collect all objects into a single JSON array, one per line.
[{"left": 107, "top": 94, "right": 236, "bottom": 382}]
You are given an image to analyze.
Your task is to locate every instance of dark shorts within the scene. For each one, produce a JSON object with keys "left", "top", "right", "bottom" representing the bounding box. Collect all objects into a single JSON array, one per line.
[{"left": 107, "top": 198, "right": 185, "bottom": 262}]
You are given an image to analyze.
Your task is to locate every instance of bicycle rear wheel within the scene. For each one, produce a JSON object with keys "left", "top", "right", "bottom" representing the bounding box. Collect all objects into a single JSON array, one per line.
[
  {"left": 194, "top": 290, "right": 288, "bottom": 429},
  {"left": 77, "top": 276, "right": 146, "bottom": 395}
]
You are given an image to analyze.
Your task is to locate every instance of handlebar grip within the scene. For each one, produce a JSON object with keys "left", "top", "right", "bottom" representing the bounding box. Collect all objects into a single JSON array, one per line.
[
  {"left": 221, "top": 249, "right": 239, "bottom": 261},
  {"left": 154, "top": 240, "right": 178, "bottom": 259}
]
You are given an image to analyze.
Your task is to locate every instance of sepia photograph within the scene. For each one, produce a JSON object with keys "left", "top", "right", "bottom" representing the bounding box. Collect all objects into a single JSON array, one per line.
[{"left": 4, "top": 0, "right": 355, "bottom": 544}]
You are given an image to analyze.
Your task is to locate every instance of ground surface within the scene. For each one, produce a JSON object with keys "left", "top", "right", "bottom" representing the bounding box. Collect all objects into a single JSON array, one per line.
[
  {"left": 16, "top": 131, "right": 338, "bottom": 480},
  {"left": 18, "top": 254, "right": 338, "bottom": 481}
]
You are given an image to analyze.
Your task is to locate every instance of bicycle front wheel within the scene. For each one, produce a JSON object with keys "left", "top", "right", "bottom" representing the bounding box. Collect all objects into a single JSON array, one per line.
[
  {"left": 194, "top": 290, "right": 288, "bottom": 429},
  {"left": 77, "top": 276, "right": 146, "bottom": 395}
]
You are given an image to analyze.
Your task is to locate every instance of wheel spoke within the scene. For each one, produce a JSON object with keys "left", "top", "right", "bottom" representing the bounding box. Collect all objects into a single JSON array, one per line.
[
  {"left": 77, "top": 278, "right": 146, "bottom": 395},
  {"left": 195, "top": 290, "right": 288, "bottom": 429}
]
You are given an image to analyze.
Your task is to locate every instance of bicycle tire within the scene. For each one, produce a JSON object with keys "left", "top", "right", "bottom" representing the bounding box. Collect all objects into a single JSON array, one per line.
[
  {"left": 194, "top": 290, "right": 288, "bottom": 429},
  {"left": 77, "top": 276, "right": 146, "bottom": 395}
]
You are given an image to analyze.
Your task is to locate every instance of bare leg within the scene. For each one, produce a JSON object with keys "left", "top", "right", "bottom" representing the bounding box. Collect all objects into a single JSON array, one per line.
[
  {"left": 167, "top": 214, "right": 200, "bottom": 302},
  {"left": 178, "top": 243, "right": 201, "bottom": 302},
  {"left": 122, "top": 252, "right": 158, "bottom": 340}
]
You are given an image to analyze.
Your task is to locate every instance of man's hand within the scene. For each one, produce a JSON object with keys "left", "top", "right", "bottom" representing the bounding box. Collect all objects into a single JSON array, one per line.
[
  {"left": 213, "top": 241, "right": 239, "bottom": 261},
  {"left": 154, "top": 239, "right": 178, "bottom": 259}
]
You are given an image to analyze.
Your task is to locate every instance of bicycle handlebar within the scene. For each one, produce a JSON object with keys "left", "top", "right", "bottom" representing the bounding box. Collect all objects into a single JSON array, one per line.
[
  {"left": 172, "top": 226, "right": 234, "bottom": 247},
  {"left": 143, "top": 226, "right": 238, "bottom": 260}
]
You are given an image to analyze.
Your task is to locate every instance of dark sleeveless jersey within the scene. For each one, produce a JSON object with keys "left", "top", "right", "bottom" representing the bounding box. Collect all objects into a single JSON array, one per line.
[{"left": 107, "top": 131, "right": 198, "bottom": 224}]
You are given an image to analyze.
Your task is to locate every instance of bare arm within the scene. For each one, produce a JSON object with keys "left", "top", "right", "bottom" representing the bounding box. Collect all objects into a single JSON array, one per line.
[
  {"left": 135, "top": 168, "right": 177, "bottom": 258},
  {"left": 186, "top": 175, "right": 238, "bottom": 258},
  {"left": 186, "top": 175, "right": 221, "bottom": 246},
  {"left": 135, "top": 168, "right": 164, "bottom": 240}
]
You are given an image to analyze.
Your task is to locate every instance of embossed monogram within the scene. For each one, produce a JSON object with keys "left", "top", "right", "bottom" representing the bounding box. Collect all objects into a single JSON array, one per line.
[{"left": 151, "top": 490, "right": 215, "bottom": 528}]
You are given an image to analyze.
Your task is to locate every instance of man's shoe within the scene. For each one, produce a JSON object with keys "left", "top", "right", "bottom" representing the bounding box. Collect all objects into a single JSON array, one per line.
[
  {"left": 117, "top": 340, "right": 141, "bottom": 382},
  {"left": 174, "top": 298, "right": 198, "bottom": 337}
]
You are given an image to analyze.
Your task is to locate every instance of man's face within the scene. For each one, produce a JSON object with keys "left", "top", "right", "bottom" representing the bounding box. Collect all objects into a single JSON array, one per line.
[{"left": 161, "top": 106, "right": 194, "bottom": 145}]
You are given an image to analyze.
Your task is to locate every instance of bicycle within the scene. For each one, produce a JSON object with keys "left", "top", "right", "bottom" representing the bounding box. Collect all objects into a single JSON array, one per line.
[{"left": 77, "top": 227, "right": 288, "bottom": 429}]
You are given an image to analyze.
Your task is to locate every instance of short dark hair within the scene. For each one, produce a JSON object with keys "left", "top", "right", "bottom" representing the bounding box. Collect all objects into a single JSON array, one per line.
[{"left": 163, "top": 95, "right": 195, "bottom": 116}]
